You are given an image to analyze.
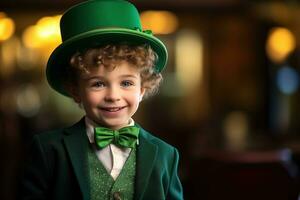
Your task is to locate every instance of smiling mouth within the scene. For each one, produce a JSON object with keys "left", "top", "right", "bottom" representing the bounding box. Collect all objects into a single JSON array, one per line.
[{"left": 100, "top": 106, "right": 126, "bottom": 112}]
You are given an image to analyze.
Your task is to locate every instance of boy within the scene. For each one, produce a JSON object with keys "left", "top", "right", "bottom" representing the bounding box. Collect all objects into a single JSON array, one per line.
[{"left": 19, "top": 0, "right": 183, "bottom": 199}]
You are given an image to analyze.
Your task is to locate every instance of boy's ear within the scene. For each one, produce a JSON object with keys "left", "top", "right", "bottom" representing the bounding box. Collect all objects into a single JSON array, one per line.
[{"left": 139, "top": 87, "right": 146, "bottom": 102}]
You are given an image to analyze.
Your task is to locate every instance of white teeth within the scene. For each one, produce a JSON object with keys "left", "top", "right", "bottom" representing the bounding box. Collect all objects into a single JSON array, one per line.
[
  {"left": 103, "top": 107, "right": 122, "bottom": 112},
  {"left": 109, "top": 108, "right": 119, "bottom": 111}
]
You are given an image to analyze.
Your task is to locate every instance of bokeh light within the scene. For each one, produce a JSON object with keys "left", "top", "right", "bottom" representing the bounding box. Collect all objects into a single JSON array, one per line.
[
  {"left": 223, "top": 111, "right": 249, "bottom": 151},
  {"left": 16, "top": 84, "right": 41, "bottom": 117},
  {"left": 276, "top": 66, "right": 299, "bottom": 95},
  {"left": 140, "top": 10, "right": 178, "bottom": 34},
  {"left": 0, "top": 12, "right": 15, "bottom": 41},
  {"left": 266, "top": 27, "right": 296, "bottom": 63},
  {"left": 175, "top": 30, "right": 203, "bottom": 93},
  {"left": 22, "top": 15, "right": 61, "bottom": 49}
]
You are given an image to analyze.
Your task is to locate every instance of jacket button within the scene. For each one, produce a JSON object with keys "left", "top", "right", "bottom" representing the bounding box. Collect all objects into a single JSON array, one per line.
[{"left": 113, "top": 192, "right": 122, "bottom": 200}]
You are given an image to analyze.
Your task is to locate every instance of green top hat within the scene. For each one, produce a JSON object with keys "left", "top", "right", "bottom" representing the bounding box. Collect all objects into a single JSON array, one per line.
[{"left": 46, "top": 0, "right": 168, "bottom": 96}]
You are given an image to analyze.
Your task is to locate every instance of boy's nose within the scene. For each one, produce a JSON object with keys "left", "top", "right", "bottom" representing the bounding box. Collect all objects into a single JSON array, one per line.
[{"left": 104, "top": 87, "right": 121, "bottom": 102}]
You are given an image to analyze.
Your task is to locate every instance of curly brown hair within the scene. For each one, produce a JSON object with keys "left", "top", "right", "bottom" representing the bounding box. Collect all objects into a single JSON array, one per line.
[{"left": 66, "top": 44, "right": 163, "bottom": 99}]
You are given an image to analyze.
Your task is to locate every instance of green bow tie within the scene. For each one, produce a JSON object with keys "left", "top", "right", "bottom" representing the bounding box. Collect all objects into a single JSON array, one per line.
[{"left": 94, "top": 126, "right": 140, "bottom": 149}]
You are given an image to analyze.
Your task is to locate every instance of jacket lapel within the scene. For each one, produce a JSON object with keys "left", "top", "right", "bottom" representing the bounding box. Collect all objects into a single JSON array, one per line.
[
  {"left": 135, "top": 128, "right": 158, "bottom": 200},
  {"left": 63, "top": 118, "right": 91, "bottom": 200}
]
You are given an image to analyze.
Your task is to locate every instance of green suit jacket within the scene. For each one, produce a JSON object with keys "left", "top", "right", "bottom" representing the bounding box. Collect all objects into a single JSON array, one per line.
[{"left": 19, "top": 118, "right": 183, "bottom": 200}]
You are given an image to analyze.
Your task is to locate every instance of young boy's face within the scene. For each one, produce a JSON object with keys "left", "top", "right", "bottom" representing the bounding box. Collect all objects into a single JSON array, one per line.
[{"left": 72, "top": 61, "right": 145, "bottom": 130}]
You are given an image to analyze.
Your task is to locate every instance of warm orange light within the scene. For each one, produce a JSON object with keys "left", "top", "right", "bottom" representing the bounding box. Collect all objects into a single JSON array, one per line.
[
  {"left": 266, "top": 27, "right": 296, "bottom": 63},
  {"left": 0, "top": 12, "right": 15, "bottom": 41},
  {"left": 36, "top": 16, "right": 61, "bottom": 41},
  {"left": 140, "top": 11, "right": 178, "bottom": 35},
  {"left": 22, "top": 25, "right": 41, "bottom": 48},
  {"left": 175, "top": 30, "right": 203, "bottom": 93},
  {"left": 0, "top": 12, "right": 6, "bottom": 18},
  {"left": 22, "top": 15, "right": 61, "bottom": 49},
  {"left": 22, "top": 15, "right": 62, "bottom": 66}
]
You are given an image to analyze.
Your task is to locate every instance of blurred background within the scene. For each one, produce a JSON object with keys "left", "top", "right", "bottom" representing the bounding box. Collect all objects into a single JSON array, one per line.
[{"left": 1, "top": 0, "right": 300, "bottom": 199}]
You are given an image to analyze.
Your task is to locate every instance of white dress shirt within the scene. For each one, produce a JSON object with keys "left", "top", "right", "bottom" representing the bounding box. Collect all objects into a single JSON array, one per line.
[{"left": 85, "top": 117, "right": 135, "bottom": 180}]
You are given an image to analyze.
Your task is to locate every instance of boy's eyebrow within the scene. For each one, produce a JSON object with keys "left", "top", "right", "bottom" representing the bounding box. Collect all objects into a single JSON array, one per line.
[
  {"left": 119, "top": 74, "right": 138, "bottom": 79},
  {"left": 82, "top": 75, "right": 104, "bottom": 80},
  {"left": 82, "top": 74, "right": 138, "bottom": 80},
  {"left": 82, "top": 75, "right": 105, "bottom": 81}
]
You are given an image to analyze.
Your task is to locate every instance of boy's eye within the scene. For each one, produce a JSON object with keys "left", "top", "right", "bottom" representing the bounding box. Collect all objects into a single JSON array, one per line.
[
  {"left": 91, "top": 81, "right": 105, "bottom": 88},
  {"left": 121, "top": 80, "right": 134, "bottom": 87}
]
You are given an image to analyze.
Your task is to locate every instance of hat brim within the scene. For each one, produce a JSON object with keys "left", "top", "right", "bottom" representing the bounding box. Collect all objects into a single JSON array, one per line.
[{"left": 46, "top": 28, "right": 168, "bottom": 96}]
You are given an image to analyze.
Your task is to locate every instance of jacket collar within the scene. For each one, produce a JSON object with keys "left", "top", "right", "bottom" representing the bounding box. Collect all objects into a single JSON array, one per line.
[
  {"left": 63, "top": 118, "right": 158, "bottom": 200},
  {"left": 63, "top": 118, "right": 91, "bottom": 200},
  {"left": 135, "top": 125, "right": 158, "bottom": 200}
]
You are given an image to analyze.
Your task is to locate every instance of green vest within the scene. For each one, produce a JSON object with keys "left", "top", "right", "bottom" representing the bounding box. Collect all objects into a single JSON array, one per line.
[{"left": 88, "top": 145, "right": 136, "bottom": 200}]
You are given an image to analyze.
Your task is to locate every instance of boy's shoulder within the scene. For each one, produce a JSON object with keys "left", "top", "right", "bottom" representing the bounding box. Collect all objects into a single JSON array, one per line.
[
  {"left": 138, "top": 125, "right": 177, "bottom": 152},
  {"left": 32, "top": 128, "right": 66, "bottom": 146},
  {"left": 33, "top": 118, "right": 86, "bottom": 142}
]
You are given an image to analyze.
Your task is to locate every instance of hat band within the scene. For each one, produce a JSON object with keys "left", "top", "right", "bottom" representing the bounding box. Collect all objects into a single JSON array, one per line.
[
  {"left": 132, "top": 27, "right": 153, "bottom": 35},
  {"left": 62, "top": 26, "right": 153, "bottom": 42}
]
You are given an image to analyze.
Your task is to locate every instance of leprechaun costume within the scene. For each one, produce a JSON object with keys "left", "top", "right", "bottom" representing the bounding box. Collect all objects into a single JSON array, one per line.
[{"left": 19, "top": 0, "right": 183, "bottom": 199}]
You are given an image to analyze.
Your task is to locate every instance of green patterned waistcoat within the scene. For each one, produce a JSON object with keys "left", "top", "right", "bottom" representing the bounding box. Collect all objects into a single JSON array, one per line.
[{"left": 88, "top": 145, "right": 136, "bottom": 200}]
